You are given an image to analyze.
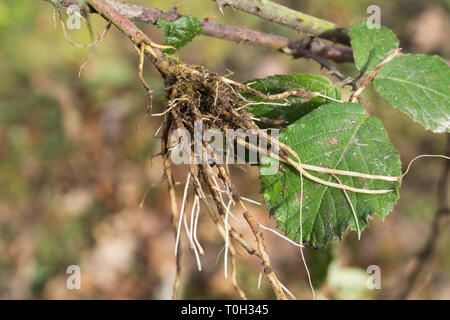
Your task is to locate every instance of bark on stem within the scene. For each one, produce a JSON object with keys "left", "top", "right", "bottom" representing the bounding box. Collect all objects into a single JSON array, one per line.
[
  {"left": 81, "top": 0, "right": 173, "bottom": 76},
  {"left": 217, "top": 0, "right": 350, "bottom": 45},
  {"left": 46, "top": 0, "right": 353, "bottom": 64}
]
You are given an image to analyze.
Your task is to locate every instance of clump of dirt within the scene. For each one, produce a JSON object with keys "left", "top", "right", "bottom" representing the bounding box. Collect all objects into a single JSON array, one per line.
[{"left": 162, "top": 62, "right": 256, "bottom": 137}]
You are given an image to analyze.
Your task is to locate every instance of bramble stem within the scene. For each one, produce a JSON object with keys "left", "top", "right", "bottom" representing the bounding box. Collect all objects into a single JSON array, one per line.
[
  {"left": 45, "top": 0, "right": 353, "bottom": 64},
  {"left": 216, "top": 0, "right": 350, "bottom": 45}
]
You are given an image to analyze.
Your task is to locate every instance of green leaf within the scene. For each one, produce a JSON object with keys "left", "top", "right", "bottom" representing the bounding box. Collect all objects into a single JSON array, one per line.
[
  {"left": 373, "top": 54, "right": 450, "bottom": 133},
  {"left": 259, "top": 103, "right": 401, "bottom": 248},
  {"left": 156, "top": 16, "right": 202, "bottom": 53},
  {"left": 245, "top": 74, "right": 341, "bottom": 126},
  {"left": 349, "top": 21, "right": 399, "bottom": 74}
]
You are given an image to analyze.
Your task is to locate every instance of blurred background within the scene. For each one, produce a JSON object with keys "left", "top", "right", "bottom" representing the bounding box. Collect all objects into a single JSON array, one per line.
[{"left": 0, "top": 0, "right": 448, "bottom": 299}]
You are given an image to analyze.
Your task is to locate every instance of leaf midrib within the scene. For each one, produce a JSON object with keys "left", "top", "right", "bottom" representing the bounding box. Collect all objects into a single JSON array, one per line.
[{"left": 377, "top": 75, "right": 450, "bottom": 100}]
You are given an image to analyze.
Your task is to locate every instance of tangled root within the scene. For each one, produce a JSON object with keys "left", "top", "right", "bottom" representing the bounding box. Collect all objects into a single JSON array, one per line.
[{"left": 156, "top": 60, "right": 399, "bottom": 300}]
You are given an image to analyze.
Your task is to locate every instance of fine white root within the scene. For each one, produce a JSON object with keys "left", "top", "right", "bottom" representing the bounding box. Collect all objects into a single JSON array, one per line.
[
  {"left": 139, "top": 179, "right": 163, "bottom": 208},
  {"left": 151, "top": 97, "right": 189, "bottom": 117},
  {"left": 211, "top": 172, "right": 234, "bottom": 278},
  {"left": 240, "top": 196, "right": 262, "bottom": 206},
  {"left": 79, "top": 22, "right": 112, "bottom": 77},
  {"left": 178, "top": 187, "right": 202, "bottom": 271},
  {"left": 212, "top": 183, "right": 227, "bottom": 193},
  {"left": 286, "top": 158, "right": 393, "bottom": 194},
  {"left": 175, "top": 172, "right": 191, "bottom": 255},
  {"left": 228, "top": 212, "right": 247, "bottom": 228},
  {"left": 216, "top": 244, "right": 226, "bottom": 265},
  {"left": 236, "top": 137, "right": 395, "bottom": 194},
  {"left": 189, "top": 196, "right": 196, "bottom": 248},
  {"left": 142, "top": 42, "right": 176, "bottom": 59},
  {"left": 183, "top": 211, "right": 202, "bottom": 271},
  {"left": 192, "top": 195, "right": 205, "bottom": 255},
  {"left": 54, "top": 8, "right": 112, "bottom": 78},
  {"left": 317, "top": 93, "right": 343, "bottom": 103},
  {"left": 224, "top": 198, "right": 232, "bottom": 278},
  {"left": 299, "top": 164, "right": 400, "bottom": 182},
  {"left": 55, "top": 8, "right": 100, "bottom": 48},
  {"left": 237, "top": 100, "right": 290, "bottom": 111},
  {"left": 150, "top": 104, "right": 176, "bottom": 117},
  {"left": 257, "top": 129, "right": 400, "bottom": 182},
  {"left": 257, "top": 271, "right": 263, "bottom": 290},
  {"left": 279, "top": 281, "right": 297, "bottom": 300},
  {"left": 154, "top": 123, "right": 163, "bottom": 137},
  {"left": 223, "top": 81, "right": 249, "bottom": 103},
  {"left": 257, "top": 130, "right": 400, "bottom": 189},
  {"left": 257, "top": 223, "right": 304, "bottom": 248},
  {"left": 211, "top": 176, "right": 246, "bottom": 227},
  {"left": 402, "top": 154, "right": 450, "bottom": 179}
]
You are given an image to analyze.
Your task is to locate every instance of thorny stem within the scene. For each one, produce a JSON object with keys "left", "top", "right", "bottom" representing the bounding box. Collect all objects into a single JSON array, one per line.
[
  {"left": 216, "top": 0, "right": 351, "bottom": 45},
  {"left": 81, "top": 0, "right": 178, "bottom": 79},
  {"left": 47, "top": 0, "right": 353, "bottom": 66}
]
